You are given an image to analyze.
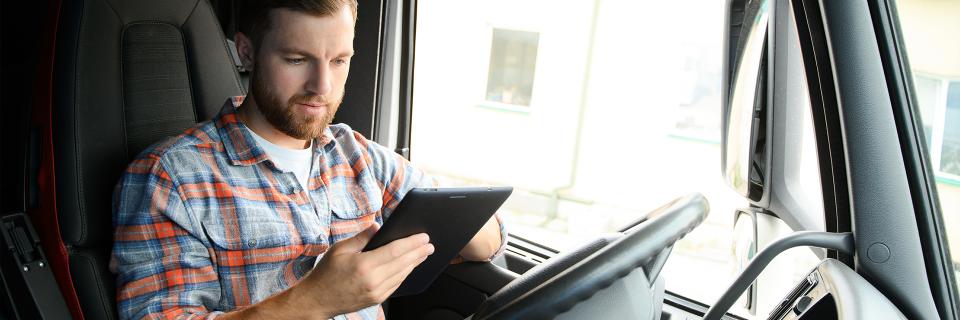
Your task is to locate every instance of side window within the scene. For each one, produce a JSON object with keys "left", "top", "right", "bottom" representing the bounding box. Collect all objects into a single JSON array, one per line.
[
  {"left": 409, "top": 0, "right": 735, "bottom": 305},
  {"left": 897, "top": 0, "right": 960, "bottom": 287},
  {"left": 408, "top": 0, "right": 809, "bottom": 314}
]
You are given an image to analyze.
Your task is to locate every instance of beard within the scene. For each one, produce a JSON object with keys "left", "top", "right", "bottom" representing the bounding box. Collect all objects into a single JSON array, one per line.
[{"left": 249, "top": 68, "right": 342, "bottom": 140}]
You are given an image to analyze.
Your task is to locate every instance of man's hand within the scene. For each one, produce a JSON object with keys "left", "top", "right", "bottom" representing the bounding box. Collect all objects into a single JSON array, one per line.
[
  {"left": 301, "top": 225, "right": 435, "bottom": 315},
  {"left": 224, "top": 225, "right": 434, "bottom": 319}
]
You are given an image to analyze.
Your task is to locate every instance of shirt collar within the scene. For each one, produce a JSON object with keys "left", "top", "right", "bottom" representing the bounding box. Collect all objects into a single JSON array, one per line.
[{"left": 215, "top": 96, "right": 337, "bottom": 166}]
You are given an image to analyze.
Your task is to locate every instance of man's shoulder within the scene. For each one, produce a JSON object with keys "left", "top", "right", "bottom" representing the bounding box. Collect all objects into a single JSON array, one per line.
[
  {"left": 328, "top": 122, "right": 362, "bottom": 141},
  {"left": 328, "top": 123, "right": 385, "bottom": 151},
  {"left": 327, "top": 123, "right": 399, "bottom": 160},
  {"left": 324, "top": 123, "right": 417, "bottom": 177},
  {"left": 130, "top": 120, "right": 222, "bottom": 170}
]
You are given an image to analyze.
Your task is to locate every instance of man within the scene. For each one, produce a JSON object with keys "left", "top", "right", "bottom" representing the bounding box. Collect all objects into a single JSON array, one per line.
[{"left": 110, "top": 0, "right": 506, "bottom": 318}]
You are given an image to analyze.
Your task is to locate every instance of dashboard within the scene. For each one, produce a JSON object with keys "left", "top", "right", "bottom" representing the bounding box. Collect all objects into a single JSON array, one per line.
[{"left": 768, "top": 259, "right": 905, "bottom": 320}]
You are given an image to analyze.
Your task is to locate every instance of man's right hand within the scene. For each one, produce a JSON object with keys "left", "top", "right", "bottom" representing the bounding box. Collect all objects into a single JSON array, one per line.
[
  {"left": 301, "top": 224, "right": 435, "bottom": 315},
  {"left": 224, "top": 224, "right": 434, "bottom": 319}
]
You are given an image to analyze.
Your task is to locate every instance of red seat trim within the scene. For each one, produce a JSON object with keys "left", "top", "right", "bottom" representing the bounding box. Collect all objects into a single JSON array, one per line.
[{"left": 28, "top": 0, "right": 85, "bottom": 318}]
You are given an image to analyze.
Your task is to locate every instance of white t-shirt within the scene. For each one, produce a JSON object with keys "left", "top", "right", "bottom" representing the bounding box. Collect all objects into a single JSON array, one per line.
[{"left": 245, "top": 127, "right": 313, "bottom": 189}]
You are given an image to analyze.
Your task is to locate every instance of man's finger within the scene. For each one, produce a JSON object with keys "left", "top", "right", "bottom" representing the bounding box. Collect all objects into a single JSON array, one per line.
[
  {"left": 377, "top": 253, "right": 429, "bottom": 299},
  {"left": 365, "top": 233, "right": 431, "bottom": 266},
  {"left": 371, "top": 241, "right": 434, "bottom": 278}
]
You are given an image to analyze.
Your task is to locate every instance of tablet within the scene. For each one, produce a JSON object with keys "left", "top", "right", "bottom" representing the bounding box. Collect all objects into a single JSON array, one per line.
[{"left": 362, "top": 186, "right": 513, "bottom": 297}]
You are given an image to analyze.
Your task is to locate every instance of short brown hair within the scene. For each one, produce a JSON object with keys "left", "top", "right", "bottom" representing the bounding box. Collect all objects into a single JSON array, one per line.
[{"left": 238, "top": 0, "right": 358, "bottom": 50}]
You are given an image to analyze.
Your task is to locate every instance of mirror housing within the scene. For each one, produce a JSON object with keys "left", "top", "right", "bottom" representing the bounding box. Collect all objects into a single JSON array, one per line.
[{"left": 721, "top": 0, "right": 772, "bottom": 202}]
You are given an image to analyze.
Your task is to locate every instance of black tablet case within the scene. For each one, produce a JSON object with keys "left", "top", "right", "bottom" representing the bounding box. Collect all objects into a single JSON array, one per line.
[{"left": 363, "top": 187, "right": 512, "bottom": 297}]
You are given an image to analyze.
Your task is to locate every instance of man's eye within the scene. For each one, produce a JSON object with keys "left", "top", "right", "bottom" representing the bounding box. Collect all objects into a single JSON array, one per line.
[
  {"left": 286, "top": 58, "right": 306, "bottom": 65},
  {"left": 333, "top": 58, "right": 348, "bottom": 66}
]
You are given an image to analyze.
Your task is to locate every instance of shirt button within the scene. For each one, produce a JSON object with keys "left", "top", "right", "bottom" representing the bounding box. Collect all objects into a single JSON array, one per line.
[{"left": 247, "top": 239, "right": 258, "bottom": 247}]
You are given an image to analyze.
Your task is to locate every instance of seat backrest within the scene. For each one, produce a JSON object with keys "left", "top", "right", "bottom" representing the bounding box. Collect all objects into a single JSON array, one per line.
[{"left": 51, "top": 0, "right": 244, "bottom": 318}]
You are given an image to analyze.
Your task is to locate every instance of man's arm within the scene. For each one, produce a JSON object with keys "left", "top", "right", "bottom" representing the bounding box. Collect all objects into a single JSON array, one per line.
[
  {"left": 116, "top": 216, "right": 432, "bottom": 320},
  {"left": 112, "top": 156, "right": 224, "bottom": 319},
  {"left": 221, "top": 225, "right": 434, "bottom": 319},
  {"left": 459, "top": 215, "right": 506, "bottom": 261}
]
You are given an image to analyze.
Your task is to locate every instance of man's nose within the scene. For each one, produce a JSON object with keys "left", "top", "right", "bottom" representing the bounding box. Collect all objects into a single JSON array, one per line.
[{"left": 306, "top": 63, "right": 332, "bottom": 96}]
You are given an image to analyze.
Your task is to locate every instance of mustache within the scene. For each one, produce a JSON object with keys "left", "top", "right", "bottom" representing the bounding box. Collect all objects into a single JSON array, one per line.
[{"left": 290, "top": 95, "right": 331, "bottom": 106}]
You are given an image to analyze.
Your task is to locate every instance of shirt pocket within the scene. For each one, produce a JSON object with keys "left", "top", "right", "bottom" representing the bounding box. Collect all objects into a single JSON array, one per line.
[
  {"left": 327, "top": 174, "right": 384, "bottom": 221},
  {"left": 200, "top": 204, "right": 300, "bottom": 260},
  {"left": 329, "top": 199, "right": 380, "bottom": 220},
  {"left": 326, "top": 177, "right": 384, "bottom": 242}
]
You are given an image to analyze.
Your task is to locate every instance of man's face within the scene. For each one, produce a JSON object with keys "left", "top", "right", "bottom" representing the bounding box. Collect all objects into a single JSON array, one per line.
[{"left": 248, "top": 7, "right": 355, "bottom": 140}]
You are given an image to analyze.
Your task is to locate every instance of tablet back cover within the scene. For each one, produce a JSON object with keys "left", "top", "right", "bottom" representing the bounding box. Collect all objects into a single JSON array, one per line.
[{"left": 365, "top": 187, "right": 512, "bottom": 296}]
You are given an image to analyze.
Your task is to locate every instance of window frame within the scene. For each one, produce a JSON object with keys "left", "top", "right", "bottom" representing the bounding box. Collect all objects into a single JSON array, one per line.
[
  {"left": 871, "top": 0, "right": 960, "bottom": 318},
  {"left": 799, "top": 0, "right": 951, "bottom": 318}
]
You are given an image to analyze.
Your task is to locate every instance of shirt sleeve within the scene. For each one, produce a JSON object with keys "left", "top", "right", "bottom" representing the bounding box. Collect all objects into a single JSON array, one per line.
[
  {"left": 111, "top": 155, "right": 223, "bottom": 320},
  {"left": 488, "top": 213, "right": 509, "bottom": 260}
]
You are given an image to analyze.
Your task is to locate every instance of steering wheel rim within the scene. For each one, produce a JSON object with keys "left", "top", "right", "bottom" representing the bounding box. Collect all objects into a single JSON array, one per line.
[{"left": 474, "top": 193, "right": 709, "bottom": 320}]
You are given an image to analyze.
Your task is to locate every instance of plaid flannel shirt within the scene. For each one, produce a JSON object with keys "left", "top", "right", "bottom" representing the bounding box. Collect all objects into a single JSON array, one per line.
[{"left": 111, "top": 97, "right": 506, "bottom": 319}]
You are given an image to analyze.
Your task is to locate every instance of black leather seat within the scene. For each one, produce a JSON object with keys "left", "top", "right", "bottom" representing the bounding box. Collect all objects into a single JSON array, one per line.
[{"left": 51, "top": 0, "right": 244, "bottom": 318}]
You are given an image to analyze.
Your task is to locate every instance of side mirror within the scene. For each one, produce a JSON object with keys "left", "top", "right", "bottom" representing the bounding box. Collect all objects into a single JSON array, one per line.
[
  {"left": 721, "top": 0, "right": 772, "bottom": 202},
  {"left": 732, "top": 209, "right": 758, "bottom": 313}
]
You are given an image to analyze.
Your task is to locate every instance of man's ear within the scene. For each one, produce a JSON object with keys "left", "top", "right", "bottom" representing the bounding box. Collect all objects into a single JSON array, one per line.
[{"left": 234, "top": 32, "right": 256, "bottom": 71}]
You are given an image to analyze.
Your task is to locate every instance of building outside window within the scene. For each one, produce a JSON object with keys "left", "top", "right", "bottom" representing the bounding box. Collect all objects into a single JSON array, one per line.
[
  {"left": 915, "top": 75, "right": 960, "bottom": 179},
  {"left": 485, "top": 28, "right": 539, "bottom": 106},
  {"left": 942, "top": 82, "right": 960, "bottom": 176}
]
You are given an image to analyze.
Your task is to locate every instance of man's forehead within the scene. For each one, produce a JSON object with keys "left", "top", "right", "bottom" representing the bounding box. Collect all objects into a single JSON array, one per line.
[{"left": 262, "top": 7, "right": 355, "bottom": 48}]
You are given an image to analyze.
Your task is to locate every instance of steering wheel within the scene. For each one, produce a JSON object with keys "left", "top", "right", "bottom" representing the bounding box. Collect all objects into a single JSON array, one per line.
[{"left": 472, "top": 193, "right": 709, "bottom": 320}]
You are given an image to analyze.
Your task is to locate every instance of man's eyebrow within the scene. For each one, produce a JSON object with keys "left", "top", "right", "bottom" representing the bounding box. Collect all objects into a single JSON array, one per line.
[
  {"left": 278, "top": 47, "right": 313, "bottom": 56},
  {"left": 276, "top": 48, "right": 354, "bottom": 58}
]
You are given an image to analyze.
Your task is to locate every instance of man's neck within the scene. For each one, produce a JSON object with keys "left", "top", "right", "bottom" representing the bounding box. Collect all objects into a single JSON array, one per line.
[{"left": 237, "top": 98, "right": 312, "bottom": 150}]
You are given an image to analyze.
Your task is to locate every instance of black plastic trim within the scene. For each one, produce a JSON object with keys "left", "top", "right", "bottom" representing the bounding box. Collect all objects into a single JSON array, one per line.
[
  {"left": 817, "top": 0, "right": 939, "bottom": 318},
  {"left": 791, "top": 0, "right": 853, "bottom": 266},
  {"left": 867, "top": 0, "right": 959, "bottom": 318},
  {"left": 394, "top": 0, "right": 416, "bottom": 159},
  {"left": 443, "top": 262, "right": 519, "bottom": 296},
  {"left": 505, "top": 234, "right": 560, "bottom": 261},
  {"left": 372, "top": 0, "right": 399, "bottom": 146},
  {"left": 0, "top": 213, "right": 71, "bottom": 319}
]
